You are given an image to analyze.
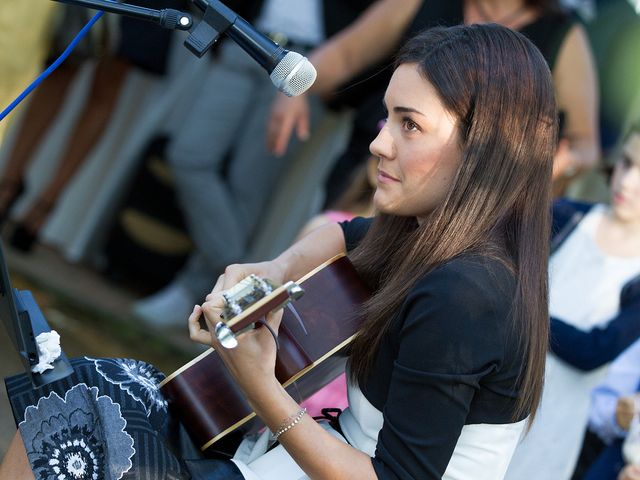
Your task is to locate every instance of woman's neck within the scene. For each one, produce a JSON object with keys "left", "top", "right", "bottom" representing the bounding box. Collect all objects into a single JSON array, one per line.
[{"left": 350, "top": 202, "right": 376, "bottom": 219}]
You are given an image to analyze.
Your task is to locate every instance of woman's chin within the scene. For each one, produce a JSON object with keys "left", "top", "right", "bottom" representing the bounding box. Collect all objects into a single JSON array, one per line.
[
  {"left": 373, "top": 193, "right": 394, "bottom": 214},
  {"left": 373, "top": 203, "right": 393, "bottom": 215}
]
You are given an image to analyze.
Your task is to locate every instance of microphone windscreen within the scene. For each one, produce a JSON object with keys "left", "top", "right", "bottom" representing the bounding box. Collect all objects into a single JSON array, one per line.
[{"left": 270, "top": 51, "right": 317, "bottom": 97}]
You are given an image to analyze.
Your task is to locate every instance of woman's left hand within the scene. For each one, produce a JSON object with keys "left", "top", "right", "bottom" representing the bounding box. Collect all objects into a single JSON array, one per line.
[{"left": 187, "top": 294, "right": 283, "bottom": 396}]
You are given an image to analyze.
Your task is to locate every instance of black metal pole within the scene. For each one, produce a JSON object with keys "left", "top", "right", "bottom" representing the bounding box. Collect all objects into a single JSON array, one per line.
[{"left": 51, "top": 0, "right": 193, "bottom": 30}]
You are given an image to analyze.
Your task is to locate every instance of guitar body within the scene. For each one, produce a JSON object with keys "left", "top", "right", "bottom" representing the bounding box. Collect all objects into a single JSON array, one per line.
[{"left": 159, "top": 255, "right": 370, "bottom": 452}]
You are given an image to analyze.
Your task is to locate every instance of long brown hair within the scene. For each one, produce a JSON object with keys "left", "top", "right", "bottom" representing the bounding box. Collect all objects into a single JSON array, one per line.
[{"left": 348, "top": 24, "right": 557, "bottom": 423}]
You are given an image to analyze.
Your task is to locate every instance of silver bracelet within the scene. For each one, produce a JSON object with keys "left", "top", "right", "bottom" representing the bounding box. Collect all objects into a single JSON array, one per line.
[{"left": 273, "top": 408, "right": 307, "bottom": 441}]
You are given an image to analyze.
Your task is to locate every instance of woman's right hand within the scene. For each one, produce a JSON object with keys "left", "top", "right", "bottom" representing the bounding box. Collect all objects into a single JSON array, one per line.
[{"left": 266, "top": 92, "right": 311, "bottom": 157}]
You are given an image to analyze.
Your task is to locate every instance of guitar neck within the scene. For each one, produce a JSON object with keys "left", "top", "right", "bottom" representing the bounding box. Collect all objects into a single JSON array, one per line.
[
  {"left": 159, "top": 254, "right": 371, "bottom": 452},
  {"left": 225, "top": 284, "right": 293, "bottom": 333}
]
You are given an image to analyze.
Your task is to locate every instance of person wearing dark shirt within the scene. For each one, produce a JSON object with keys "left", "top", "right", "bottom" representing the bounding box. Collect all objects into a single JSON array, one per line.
[
  {"left": 266, "top": 0, "right": 598, "bottom": 202},
  {"left": 1, "top": 24, "right": 556, "bottom": 479}
]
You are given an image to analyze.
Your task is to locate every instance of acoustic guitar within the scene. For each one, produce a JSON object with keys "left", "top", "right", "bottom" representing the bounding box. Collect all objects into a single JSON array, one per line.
[{"left": 159, "top": 254, "right": 370, "bottom": 454}]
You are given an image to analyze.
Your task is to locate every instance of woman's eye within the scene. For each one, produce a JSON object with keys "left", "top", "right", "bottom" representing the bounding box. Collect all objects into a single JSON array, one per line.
[
  {"left": 620, "top": 155, "right": 632, "bottom": 169},
  {"left": 402, "top": 117, "right": 420, "bottom": 132}
]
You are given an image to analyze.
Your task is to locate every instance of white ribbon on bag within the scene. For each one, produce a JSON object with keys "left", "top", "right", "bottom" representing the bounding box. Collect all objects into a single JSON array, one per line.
[{"left": 31, "top": 330, "right": 62, "bottom": 374}]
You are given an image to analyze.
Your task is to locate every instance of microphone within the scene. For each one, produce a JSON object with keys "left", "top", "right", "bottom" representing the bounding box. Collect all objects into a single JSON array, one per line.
[
  {"left": 189, "top": 0, "right": 317, "bottom": 97},
  {"left": 228, "top": 18, "right": 317, "bottom": 97}
]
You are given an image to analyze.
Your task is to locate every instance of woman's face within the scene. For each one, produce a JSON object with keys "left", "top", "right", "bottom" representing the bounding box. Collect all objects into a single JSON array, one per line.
[
  {"left": 610, "top": 133, "right": 640, "bottom": 225},
  {"left": 369, "top": 64, "right": 462, "bottom": 218}
]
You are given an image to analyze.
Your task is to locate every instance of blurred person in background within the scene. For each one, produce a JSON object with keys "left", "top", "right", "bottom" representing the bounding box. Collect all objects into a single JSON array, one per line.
[
  {"left": 132, "top": 0, "right": 375, "bottom": 327},
  {"left": 580, "top": 340, "right": 640, "bottom": 480},
  {"left": 505, "top": 121, "right": 640, "bottom": 479},
  {"left": 136, "top": 0, "right": 600, "bottom": 326},
  {"left": 0, "top": 0, "right": 58, "bottom": 142},
  {"left": 0, "top": 1, "right": 185, "bottom": 252},
  {"left": 267, "top": 0, "right": 599, "bottom": 205},
  {"left": 558, "top": 0, "right": 640, "bottom": 203},
  {"left": 295, "top": 151, "right": 377, "bottom": 241}
]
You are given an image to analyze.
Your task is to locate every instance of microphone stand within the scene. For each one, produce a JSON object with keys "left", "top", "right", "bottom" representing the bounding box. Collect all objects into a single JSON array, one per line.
[
  {"left": 51, "top": 0, "right": 194, "bottom": 31},
  {"left": 51, "top": 0, "right": 274, "bottom": 60}
]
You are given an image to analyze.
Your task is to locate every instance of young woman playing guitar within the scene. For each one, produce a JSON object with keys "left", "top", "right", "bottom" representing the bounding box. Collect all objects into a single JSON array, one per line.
[{"left": 1, "top": 23, "right": 556, "bottom": 480}]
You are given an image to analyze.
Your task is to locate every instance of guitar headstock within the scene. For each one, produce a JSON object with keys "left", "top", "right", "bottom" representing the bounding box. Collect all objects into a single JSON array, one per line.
[{"left": 214, "top": 275, "right": 304, "bottom": 348}]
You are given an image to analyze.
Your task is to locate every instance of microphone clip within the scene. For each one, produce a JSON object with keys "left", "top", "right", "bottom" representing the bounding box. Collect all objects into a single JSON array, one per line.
[{"left": 185, "top": 0, "right": 237, "bottom": 58}]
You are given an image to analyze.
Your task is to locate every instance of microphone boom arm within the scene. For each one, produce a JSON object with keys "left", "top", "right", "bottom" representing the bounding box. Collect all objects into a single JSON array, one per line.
[
  {"left": 50, "top": 0, "right": 273, "bottom": 59},
  {"left": 48, "top": 0, "right": 315, "bottom": 94},
  {"left": 51, "top": 0, "right": 194, "bottom": 31}
]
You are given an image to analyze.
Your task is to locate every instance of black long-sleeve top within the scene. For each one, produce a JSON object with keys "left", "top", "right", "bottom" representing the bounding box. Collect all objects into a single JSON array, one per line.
[{"left": 340, "top": 218, "right": 527, "bottom": 479}]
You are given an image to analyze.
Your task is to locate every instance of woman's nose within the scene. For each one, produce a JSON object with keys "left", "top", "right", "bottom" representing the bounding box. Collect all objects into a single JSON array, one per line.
[{"left": 369, "top": 123, "right": 394, "bottom": 160}]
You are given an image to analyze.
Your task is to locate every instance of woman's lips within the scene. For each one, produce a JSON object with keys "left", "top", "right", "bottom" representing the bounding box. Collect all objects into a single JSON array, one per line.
[{"left": 377, "top": 169, "right": 400, "bottom": 183}]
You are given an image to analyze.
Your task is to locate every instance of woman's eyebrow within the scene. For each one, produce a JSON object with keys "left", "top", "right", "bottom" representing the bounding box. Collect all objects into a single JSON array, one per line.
[
  {"left": 382, "top": 98, "right": 426, "bottom": 117},
  {"left": 393, "top": 106, "right": 426, "bottom": 117}
]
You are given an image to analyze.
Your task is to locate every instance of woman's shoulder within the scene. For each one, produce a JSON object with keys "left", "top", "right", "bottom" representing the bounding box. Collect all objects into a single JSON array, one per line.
[
  {"left": 339, "top": 216, "right": 373, "bottom": 251},
  {"left": 413, "top": 254, "right": 515, "bottom": 297},
  {"left": 395, "top": 254, "right": 519, "bottom": 375},
  {"left": 404, "top": 254, "right": 516, "bottom": 333}
]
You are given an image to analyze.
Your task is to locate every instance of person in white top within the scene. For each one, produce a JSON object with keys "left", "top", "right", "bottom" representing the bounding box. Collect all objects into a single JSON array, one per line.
[{"left": 505, "top": 122, "right": 640, "bottom": 480}]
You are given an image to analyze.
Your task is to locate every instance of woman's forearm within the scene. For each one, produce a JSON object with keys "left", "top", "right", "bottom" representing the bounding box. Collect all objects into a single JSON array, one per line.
[{"left": 274, "top": 222, "right": 347, "bottom": 281}]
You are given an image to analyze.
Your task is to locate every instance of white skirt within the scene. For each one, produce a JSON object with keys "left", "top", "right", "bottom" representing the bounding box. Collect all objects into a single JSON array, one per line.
[{"left": 231, "top": 422, "right": 348, "bottom": 480}]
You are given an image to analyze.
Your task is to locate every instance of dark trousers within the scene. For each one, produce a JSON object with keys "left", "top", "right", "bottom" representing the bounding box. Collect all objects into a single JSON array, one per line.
[
  {"left": 572, "top": 429, "right": 607, "bottom": 479},
  {"left": 582, "top": 439, "right": 625, "bottom": 480}
]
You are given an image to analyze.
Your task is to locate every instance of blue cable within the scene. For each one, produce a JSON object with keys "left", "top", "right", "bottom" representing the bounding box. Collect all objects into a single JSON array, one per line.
[{"left": 0, "top": 11, "right": 105, "bottom": 123}]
